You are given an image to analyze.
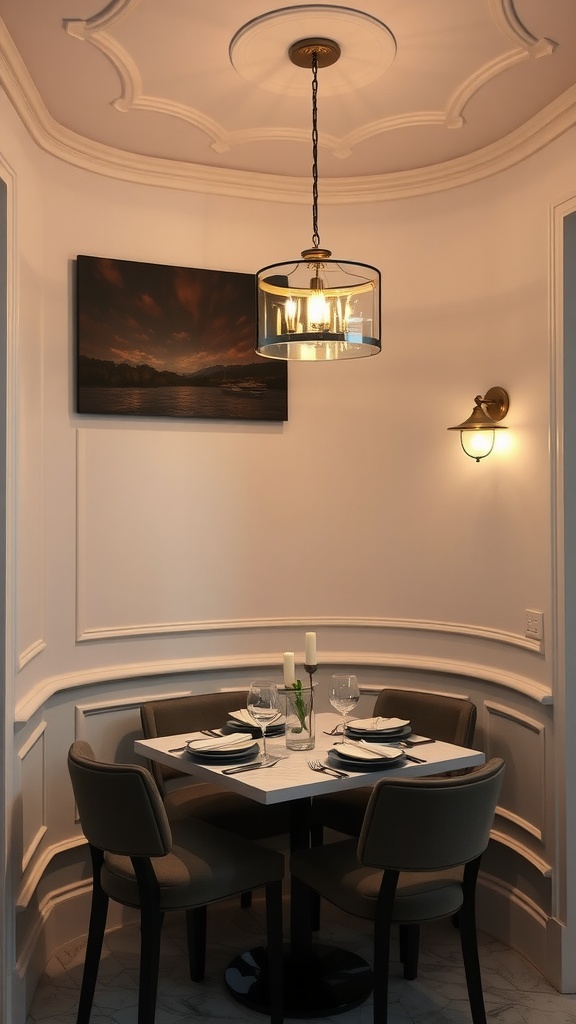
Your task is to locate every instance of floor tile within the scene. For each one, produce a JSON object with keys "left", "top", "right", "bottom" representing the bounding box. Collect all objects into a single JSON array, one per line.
[{"left": 25, "top": 895, "right": 576, "bottom": 1024}]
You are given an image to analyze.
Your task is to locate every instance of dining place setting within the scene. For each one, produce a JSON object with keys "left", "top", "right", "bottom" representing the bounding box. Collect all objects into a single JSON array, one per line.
[
  {"left": 163, "top": 640, "right": 443, "bottom": 783},
  {"left": 320, "top": 670, "right": 435, "bottom": 773},
  {"left": 169, "top": 681, "right": 288, "bottom": 773}
]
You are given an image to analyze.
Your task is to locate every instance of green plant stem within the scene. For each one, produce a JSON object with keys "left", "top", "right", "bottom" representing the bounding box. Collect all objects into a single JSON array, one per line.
[{"left": 290, "top": 679, "right": 311, "bottom": 733}]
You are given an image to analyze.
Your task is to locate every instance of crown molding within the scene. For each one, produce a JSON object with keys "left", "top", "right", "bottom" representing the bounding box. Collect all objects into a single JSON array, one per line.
[{"left": 1, "top": 21, "right": 575, "bottom": 204}]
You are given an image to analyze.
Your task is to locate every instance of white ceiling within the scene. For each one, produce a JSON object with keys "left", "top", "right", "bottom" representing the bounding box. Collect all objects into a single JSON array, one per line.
[{"left": 1, "top": 1, "right": 575, "bottom": 200}]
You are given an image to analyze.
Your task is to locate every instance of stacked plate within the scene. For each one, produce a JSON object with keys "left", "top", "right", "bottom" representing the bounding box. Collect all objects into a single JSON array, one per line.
[
  {"left": 345, "top": 716, "right": 411, "bottom": 742},
  {"left": 185, "top": 734, "right": 259, "bottom": 764},
  {"left": 328, "top": 740, "right": 406, "bottom": 772},
  {"left": 226, "top": 709, "right": 286, "bottom": 737}
]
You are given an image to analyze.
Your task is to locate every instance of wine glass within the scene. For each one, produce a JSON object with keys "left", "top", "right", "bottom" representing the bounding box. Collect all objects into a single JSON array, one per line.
[
  {"left": 247, "top": 682, "right": 281, "bottom": 763},
  {"left": 329, "top": 674, "right": 360, "bottom": 741}
]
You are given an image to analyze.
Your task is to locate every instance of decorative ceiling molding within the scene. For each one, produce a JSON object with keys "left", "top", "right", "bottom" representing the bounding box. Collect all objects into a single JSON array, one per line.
[
  {"left": 61, "top": 0, "right": 558, "bottom": 163},
  {"left": 63, "top": 0, "right": 140, "bottom": 36},
  {"left": 488, "top": 0, "right": 556, "bottom": 54},
  {"left": 446, "top": 48, "right": 531, "bottom": 127},
  {"left": 1, "top": 19, "right": 575, "bottom": 204}
]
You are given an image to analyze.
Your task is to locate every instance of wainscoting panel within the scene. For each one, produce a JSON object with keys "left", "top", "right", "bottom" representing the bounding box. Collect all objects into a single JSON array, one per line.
[
  {"left": 485, "top": 700, "right": 548, "bottom": 854},
  {"left": 75, "top": 695, "right": 152, "bottom": 768},
  {"left": 18, "top": 722, "right": 47, "bottom": 873}
]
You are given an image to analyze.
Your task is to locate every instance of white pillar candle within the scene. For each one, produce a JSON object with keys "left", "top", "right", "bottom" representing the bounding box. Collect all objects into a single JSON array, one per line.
[
  {"left": 305, "top": 632, "right": 317, "bottom": 665},
  {"left": 283, "top": 651, "right": 295, "bottom": 687}
]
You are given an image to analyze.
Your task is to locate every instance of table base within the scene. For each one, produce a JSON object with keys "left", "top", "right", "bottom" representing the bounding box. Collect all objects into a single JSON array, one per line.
[{"left": 224, "top": 942, "right": 373, "bottom": 1019}]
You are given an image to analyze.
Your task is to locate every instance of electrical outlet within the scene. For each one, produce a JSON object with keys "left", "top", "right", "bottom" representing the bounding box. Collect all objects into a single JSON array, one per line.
[{"left": 525, "top": 609, "right": 544, "bottom": 640}]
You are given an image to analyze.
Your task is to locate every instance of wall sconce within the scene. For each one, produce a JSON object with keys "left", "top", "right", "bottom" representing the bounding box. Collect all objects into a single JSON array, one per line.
[{"left": 447, "top": 386, "right": 510, "bottom": 462}]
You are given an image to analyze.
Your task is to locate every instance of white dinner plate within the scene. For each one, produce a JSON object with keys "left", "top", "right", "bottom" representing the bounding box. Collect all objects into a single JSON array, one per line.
[
  {"left": 327, "top": 751, "right": 405, "bottom": 772},
  {"left": 185, "top": 736, "right": 259, "bottom": 761},
  {"left": 347, "top": 716, "right": 410, "bottom": 732},
  {"left": 329, "top": 741, "right": 405, "bottom": 768}
]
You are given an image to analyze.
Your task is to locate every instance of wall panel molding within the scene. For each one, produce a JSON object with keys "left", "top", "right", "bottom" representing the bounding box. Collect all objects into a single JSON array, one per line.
[
  {"left": 75, "top": 610, "right": 543, "bottom": 653},
  {"left": 485, "top": 700, "right": 548, "bottom": 852},
  {"left": 18, "top": 639, "right": 46, "bottom": 671},
  {"left": 18, "top": 723, "right": 47, "bottom": 875},
  {"left": 491, "top": 826, "right": 552, "bottom": 877},
  {"left": 15, "top": 649, "right": 552, "bottom": 724}
]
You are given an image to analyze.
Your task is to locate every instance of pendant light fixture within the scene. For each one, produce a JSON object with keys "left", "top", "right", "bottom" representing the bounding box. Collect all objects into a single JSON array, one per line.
[{"left": 255, "top": 39, "right": 381, "bottom": 361}]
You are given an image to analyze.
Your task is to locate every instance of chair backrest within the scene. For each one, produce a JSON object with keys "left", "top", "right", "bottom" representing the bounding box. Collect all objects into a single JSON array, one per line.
[
  {"left": 358, "top": 757, "right": 504, "bottom": 872},
  {"left": 68, "top": 740, "right": 172, "bottom": 858},
  {"left": 373, "top": 688, "right": 477, "bottom": 747},
  {"left": 140, "top": 690, "right": 249, "bottom": 791}
]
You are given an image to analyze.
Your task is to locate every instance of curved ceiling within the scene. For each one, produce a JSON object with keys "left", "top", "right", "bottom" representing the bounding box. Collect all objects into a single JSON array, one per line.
[{"left": 0, "top": 0, "right": 575, "bottom": 200}]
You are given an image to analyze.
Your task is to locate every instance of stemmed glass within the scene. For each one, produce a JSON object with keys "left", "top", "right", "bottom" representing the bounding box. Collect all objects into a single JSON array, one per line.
[
  {"left": 329, "top": 674, "right": 360, "bottom": 741},
  {"left": 247, "top": 682, "right": 281, "bottom": 764}
]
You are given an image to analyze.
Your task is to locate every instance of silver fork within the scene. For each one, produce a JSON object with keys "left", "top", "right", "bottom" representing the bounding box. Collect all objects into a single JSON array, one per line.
[{"left": 307, "top": 759, "right": 349, "bottom": 779}]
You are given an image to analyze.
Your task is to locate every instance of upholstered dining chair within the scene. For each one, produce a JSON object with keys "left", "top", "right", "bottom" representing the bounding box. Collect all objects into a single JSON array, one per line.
[
  {"left": 140, "top": 691, "right": 290, "bottom": 836},
  {"left": 312, "top": 688, "right": 477, "bottom": 842},
  {"left": 292, "top": 757, "right": 504, "bottom": 1024},
  {"left": 68, "top": 740, "right": 284, "bottom": 1024}
]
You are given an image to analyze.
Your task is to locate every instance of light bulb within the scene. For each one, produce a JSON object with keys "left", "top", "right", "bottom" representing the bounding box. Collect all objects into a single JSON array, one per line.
[
  {"left": 307, "top": 289, "right": 330, "bottom": 331},
  {"left": 460, "top": 429, "right": 495, "bottom": 462}
]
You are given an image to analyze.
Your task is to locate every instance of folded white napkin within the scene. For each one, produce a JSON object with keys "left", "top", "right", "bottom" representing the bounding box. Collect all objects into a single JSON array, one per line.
[
  {"left": 335, "top": 741, "right": 404, "bottom": 761},
  {"left": 348, "top": 717, "right": 409, "bottom": 731},
  {"left": 229, "top": 709, "right": 285, "bottom": 726},
  {"left": 228, "top": 709, "right": 257, "bottom": 725},
  {"left": 186, "top": 734, "right": 253, "bottom": 752}
]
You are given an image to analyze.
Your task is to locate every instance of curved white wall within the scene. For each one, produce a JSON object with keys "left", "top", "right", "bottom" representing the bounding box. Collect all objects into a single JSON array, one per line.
[{"left": 3, "top": 82, "right": 576, "bottom": 1016}]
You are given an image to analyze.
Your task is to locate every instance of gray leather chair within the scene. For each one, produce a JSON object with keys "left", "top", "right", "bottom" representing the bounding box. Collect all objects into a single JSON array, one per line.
[
  {"left": 140, "top": 691, "right": 290, "bottom": 836},
  {"left": 68, "top": 740, "right": 284, "bottom": 1024},
  {"left": 292, "top": 757, "right": 504, "bottom": 1024},
  {"left": 312, "top": 688, "right": 477, "bottom": 840}
]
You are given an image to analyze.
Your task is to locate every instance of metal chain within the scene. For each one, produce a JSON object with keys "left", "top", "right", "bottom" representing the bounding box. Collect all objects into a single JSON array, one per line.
[{"left": 311, "top": 50, "right": 320, "bottom": 250}]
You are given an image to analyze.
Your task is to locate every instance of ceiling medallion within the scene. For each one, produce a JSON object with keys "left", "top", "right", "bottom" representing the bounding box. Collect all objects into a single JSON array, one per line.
[{"left": 229, "top": 5, "right": 396, "bottom": 97}]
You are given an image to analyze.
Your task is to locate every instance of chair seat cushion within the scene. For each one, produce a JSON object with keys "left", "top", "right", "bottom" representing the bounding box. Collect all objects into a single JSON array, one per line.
[
  {"left": 291, "top": 838, "right": 464, "bottom": 922},
  {"left": 164, "top": 782, "right": 290, "bottom": 837},
  {"left": 102, "top": 818, "right": 284, "bottom": 910}
]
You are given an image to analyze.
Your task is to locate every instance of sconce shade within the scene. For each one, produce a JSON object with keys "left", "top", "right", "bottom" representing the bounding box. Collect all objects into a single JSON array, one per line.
[
  {"left": 448, "top": 386, "right": 509, "bottom": 462},
  {"left": 256, "top": 256, "right": 381, "bottom": 360}
]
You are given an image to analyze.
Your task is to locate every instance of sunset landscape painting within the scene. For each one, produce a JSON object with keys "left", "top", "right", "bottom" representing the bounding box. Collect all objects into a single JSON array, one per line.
[{"left": 75, "top": 255, "right": 288, "bottom": 420}]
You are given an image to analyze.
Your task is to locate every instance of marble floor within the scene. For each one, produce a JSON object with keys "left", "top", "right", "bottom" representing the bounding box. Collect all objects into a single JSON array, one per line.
[{"left": 25, "top": 891, "right": 576, "bottom": 1024}]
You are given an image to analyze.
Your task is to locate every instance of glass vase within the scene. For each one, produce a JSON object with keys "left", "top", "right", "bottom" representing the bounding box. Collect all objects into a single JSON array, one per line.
[{"left": 284, "top": 686, "right": 315, "bottom": 750}]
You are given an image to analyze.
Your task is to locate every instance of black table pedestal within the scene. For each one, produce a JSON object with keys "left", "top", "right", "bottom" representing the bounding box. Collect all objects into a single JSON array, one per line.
[{"left": 225, "top": 942, "right": 373, "bottom": 1019}]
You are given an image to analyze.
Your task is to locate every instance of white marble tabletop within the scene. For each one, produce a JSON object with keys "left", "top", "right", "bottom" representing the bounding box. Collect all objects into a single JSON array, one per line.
[{"left": 134, "top": 711, "right": 485, "bottom": 806}]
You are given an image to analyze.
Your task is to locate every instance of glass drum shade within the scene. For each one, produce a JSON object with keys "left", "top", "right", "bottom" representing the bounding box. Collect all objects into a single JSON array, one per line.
[{"left": 256, "top": 258, "right": 381, "bottom": 360}]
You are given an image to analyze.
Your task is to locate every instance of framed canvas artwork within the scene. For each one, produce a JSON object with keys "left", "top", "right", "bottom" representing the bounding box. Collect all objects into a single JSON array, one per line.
[{"left": 75, "top": 255, "right": 288, "bottom": 421}]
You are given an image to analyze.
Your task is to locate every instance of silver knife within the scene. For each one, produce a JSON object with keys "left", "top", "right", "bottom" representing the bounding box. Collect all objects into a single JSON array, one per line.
[{"left": 222, "top": 759, "right": 280, "bottom": 775}]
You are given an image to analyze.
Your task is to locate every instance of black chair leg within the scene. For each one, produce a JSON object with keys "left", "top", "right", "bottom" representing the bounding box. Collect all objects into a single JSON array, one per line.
[
  {"left": 240, "top": 890, "right": 253, "bottom": 908},
  {"left": 265, "top": 879, "right": 284, "bottom": 1024},
  {"left": 459, "top": 901, "right": 486, "bottom": 1024},
  {"left": 138, "top": 904, "right": 164, "bottom": 1024},
  {"left": 186, "top": 906, "right": 208, "bottom": 982},
  {"left": 77, "top": 849, "right": 109, "bottom": 1024},
  {"left": 373, "top": 913, "right": 393, "bottom": 1024},
  {"left": 399, "top": 923, "right": 420, "bottom": 979},
  {"left": 459, "top": 860, "right": 487, "bottom": 1024}
]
